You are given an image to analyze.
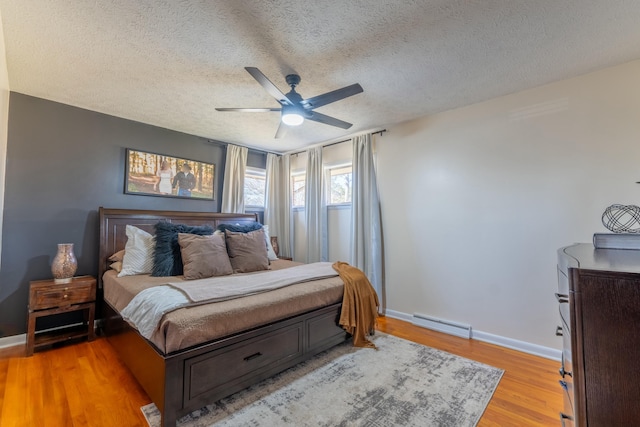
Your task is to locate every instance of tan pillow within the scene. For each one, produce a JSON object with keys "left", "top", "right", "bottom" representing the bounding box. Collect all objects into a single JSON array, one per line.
[
  {"left": 109, "top": 261, "right": 123, "bottom": 273},
  {"left": 109, "top": 249, "right": 125, "bottom": 262},
  {"left": 224, "top": 229, "right": 269, "bottom": 273},
  {"left": 178, "top": 233, "right": 233, "bottom": 280}
]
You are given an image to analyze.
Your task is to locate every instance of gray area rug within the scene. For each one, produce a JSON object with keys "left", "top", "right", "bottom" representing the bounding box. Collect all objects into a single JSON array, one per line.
[{"left": 142, "top": 333, "right": 503, "bottom": 427}]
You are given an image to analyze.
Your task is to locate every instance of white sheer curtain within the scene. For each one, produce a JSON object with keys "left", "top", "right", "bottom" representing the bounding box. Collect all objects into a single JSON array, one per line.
[
  {"left": 351, "top": 133, "right": 384, "bottom": 310},
  {"left": 305, "top": 146, "right": 327, "bottom": 262},
  {"left": 264, "top": 153, "right": 292, "bottom": 258},
  {"left": 221, "top": 144, "right": 248, "bottom": 213}
]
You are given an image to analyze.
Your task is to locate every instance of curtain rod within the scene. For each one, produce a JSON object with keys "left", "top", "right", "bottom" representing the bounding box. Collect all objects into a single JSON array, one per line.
[
  {"left": 288, "top": 129, "right": 387, "bottom": 156},
  {"left": 205, "top": 138, "right": 282, "bottom": 156},
  {"left": 206, "top": 128, "right": 386, "bottom": 157}
]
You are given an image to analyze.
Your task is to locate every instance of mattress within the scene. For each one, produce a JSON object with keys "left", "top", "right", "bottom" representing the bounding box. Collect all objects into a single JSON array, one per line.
[{"left": 103, "top": 260, "right": 344, "bottom": 354}]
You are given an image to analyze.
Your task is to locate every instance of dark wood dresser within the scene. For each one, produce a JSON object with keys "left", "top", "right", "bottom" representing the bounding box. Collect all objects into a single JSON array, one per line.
[{"left": 557, "top": 244, "right": 640, "bottom": 426}]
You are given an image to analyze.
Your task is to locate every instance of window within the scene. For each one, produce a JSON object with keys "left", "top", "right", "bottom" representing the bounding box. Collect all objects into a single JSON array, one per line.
[
  {"left": 244, "top": 167, "right": 266, "bottom": 207},
  {"left": 290, "top": 164, "right": 352, "bottom": 208},
  {"left": 328, "top": 164, "right": 352, "bottom": 205},
  {"left": 291, "top": 173, "right": 305, "bottom": 208}
]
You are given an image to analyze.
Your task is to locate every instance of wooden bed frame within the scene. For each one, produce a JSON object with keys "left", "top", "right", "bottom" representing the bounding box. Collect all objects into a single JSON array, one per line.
[{"left": 98, "top": 208, "right": 348, "bottom": 427}]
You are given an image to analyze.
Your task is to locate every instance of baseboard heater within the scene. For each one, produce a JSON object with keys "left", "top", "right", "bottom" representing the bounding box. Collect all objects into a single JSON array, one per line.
[{"left": 412, "top": 313, "right": 472, "bottom": 339}]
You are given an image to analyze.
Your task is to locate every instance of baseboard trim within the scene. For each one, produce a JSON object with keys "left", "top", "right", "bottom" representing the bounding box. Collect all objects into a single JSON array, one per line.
[
  {"left": 384, "top": 308, "right": 561, "bottom": 361},
  {"left": 0, "top": 333, "right": 26, "bottom": 349},
  {"left": 472, "top": 330, "right": 561, "bottom": 360},
  {"left": 0, "top": 321, "right": 98, "bottom": 351},
  {"left": 412, "top": 312, "right": 472, "bottom": 339},
  {"left": 384, "top": 309, "right": 413, "bottom": 322}
]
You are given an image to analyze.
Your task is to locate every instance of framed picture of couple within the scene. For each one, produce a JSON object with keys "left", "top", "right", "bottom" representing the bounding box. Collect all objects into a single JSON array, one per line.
[{"left": 125, "top": 148, "right": 215, "bottom": 200}]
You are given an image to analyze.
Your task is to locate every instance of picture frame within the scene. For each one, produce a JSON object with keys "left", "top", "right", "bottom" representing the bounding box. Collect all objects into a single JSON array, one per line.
[{"left": 125, "top": 148, "right": 215, "bottom": 200}]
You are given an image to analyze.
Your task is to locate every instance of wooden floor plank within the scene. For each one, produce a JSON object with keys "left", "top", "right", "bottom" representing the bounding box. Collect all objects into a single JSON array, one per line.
[
  {"left": 0, "top": 358, "right": 8, "bottom": 420},
  {"left": 0, "top": 317, "right": 562, "bottom": 426}
]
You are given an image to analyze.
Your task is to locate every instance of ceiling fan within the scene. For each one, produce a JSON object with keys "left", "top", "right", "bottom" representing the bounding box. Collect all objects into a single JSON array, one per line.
[{"left": 216, "top": 67, "right": 363, "bottom": 138}]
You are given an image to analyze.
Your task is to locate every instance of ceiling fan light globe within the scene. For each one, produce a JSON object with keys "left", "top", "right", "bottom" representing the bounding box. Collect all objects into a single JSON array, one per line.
[{"left": 282, "top": 113, "right": 304, "bottom": 126}]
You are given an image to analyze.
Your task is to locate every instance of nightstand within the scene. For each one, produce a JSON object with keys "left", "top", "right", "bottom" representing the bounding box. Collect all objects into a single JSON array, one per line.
[
  {"left": 270, "top": 236, "right": 292, "bottom": 261},
  {"left": 26, "top": 276, "right": 96, "bottom": 356}
]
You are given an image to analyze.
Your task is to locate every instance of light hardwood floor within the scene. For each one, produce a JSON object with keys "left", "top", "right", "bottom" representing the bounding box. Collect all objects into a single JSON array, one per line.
[
  {"left": 377, "top": 317, "right": 563, "bottom": 426},
  {"left": 0, "top": 317, "right": 562, "bottom": 426}
]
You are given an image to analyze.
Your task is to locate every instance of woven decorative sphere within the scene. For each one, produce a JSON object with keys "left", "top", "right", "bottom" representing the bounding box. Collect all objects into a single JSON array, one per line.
[{"left": 602, "top": 204, "right": 640, "bottom": 233}]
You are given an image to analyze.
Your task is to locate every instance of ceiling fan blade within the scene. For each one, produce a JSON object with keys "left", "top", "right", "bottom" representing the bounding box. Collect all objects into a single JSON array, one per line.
[
  {"left": 301, "top": 83, "right": 363, "bottom": 110},
  {"left": 215, "top": 108, "right": 281, "bottom": 112},
  {"left": 275, "top": 121, "right": 287, "bottom": 139},
  {"left": 307, "top": 112, "right": 353, "bottom": 129},
  {"left": 245, "top": 67, "right": 294, "bottom": 106}
]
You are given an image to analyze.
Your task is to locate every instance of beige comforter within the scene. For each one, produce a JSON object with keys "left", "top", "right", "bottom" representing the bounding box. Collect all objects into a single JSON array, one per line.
[{"left": 103, "top": 260, "right": 344, "bottom": 354}]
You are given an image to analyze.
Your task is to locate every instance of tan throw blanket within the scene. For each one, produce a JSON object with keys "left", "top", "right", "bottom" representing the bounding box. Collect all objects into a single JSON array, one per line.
[
  {"left": 168, "top": 262, "right": 338, "bottom": 302},
  {"left": 333, "top": 261, "right": 380, "bottom": 348}
]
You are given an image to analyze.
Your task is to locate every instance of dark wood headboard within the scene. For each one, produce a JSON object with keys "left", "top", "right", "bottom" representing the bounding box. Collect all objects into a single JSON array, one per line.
[{"left": 98, "top": 207, "right": 259, "bottom": 288}]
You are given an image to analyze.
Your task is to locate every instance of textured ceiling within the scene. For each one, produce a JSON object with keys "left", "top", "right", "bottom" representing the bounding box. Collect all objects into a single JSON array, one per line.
[{"left": 1, "top": 1, "right": 640, "bottom": 153}]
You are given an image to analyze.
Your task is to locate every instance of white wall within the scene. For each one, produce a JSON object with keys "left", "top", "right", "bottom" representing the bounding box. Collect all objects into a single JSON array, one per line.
[
  {"left": 293, "top": 208, "right": 306, "bottom": 261},
  {"left": 293, "top": 206, "right": 351, "bottom": 262},
  {"left": 0, "top": 9, "right": 10, "bottom": 264},
  {"left": 327, "top": 206, "right": 351, "bottom": 262},
  {"left": 377, "top": 60, "right": 640, "bottom": 350}
]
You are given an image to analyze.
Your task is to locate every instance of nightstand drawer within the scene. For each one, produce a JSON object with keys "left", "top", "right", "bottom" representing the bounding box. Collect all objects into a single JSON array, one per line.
[{"left": 30, "top": 282, "right": 95, "bottom": 310}]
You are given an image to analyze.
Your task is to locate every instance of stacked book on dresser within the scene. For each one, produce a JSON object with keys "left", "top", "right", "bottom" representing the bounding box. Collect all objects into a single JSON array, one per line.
[{"left": 593, "top": 233, "right": 640, "bottom": 250}]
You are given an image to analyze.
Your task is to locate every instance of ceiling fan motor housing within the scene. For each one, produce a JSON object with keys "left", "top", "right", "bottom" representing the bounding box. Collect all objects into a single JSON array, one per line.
[{"left": 285, "top": 74, "right": 301, "bottom": 88}]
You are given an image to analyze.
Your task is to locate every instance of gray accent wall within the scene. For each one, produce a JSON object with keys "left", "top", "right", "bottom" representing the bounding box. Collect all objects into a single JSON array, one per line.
[{"left": 0, "top": 93, "right": 234, "bottom": 337}]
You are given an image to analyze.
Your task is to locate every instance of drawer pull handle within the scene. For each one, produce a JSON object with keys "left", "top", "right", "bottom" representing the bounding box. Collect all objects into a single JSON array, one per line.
[
  {"left": 559, "top": 367, "right": 572, "bottom": 378},
  {"left": 555, "top": 326, "right": 563, "bottom": 336},
  {"left": 63, "top": 294, "right": 68, "bottom": 299},
  {"left": 555, "top": 293, "right": 569, "bottom": 304},
  {"left": 243, "top": 352, "right": 263, "bottom": 362},
  {"left": 559, "top": 412, "right": 573, "bottom": 427}
]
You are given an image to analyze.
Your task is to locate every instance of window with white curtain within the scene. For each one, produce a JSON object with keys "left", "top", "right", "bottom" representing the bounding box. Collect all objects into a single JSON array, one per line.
[
  {"left": 291, "top": 171, "right": 306, "bottom": 208},
  {"left": 244, "top": 166, "right": 266, "bottom": 208},
  {"left": 327, "top": 164, "right": 353, "bottom": 205}
]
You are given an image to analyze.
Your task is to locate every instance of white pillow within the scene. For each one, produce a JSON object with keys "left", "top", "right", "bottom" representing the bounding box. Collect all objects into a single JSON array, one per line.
[
  {"left": 118, "top": 225, "right": 155, "bottom": 277},
  {"left": 262, "top": 225, "right": 278, "bottom": 261}
]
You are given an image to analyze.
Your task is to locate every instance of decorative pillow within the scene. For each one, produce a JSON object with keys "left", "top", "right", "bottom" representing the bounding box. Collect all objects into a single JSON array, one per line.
[
  {"left": 216, "top": 222, "right": 263, "bottom": 233},
  {"left": 216, "top": 223, "right": 277, "bottom": 260},
  {"left": 262, "top": 225, "right": 279, "bottom": 261},
  {"left": 118, "top": 225, "right": 155, "bottom": 277},
  {"left": 178, "top": 233, "right": 233, "bottom": 280},
  {"left": 109, "top": 249, "right": 125, "bottom": 262},
  {"left": 152, "top": 222, "right": 214, "bottom": 277},
  {"left": 109, "top": 261, "right": 123, "bottom": 273},
  {"left": 224, "top": 229, "right": 269, "bottom": 273}
]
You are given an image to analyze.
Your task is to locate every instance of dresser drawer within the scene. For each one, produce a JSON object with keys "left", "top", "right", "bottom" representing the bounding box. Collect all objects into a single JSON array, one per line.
[
  {"left": 557, "top": 267, "right": 570, "bottom": 295},
  {"left": 557, "top": 324, "right": 572, "bottom": 371},
  {"left": 559, "top": 378, "right": 575, "bottom": 426},
  {"left": 185, "top": 323, "right": 303, "bottom": 405},
  {"left": 559, "top": 301, "right": 570, "bottom": 334},
  {"left": 30, "top": 282, "right": 95, "bottom": 310}
]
